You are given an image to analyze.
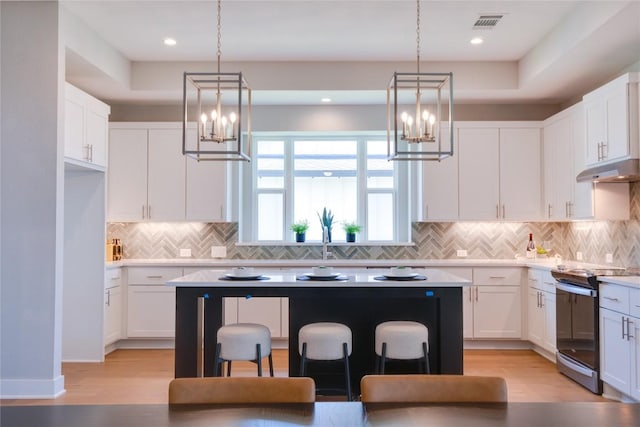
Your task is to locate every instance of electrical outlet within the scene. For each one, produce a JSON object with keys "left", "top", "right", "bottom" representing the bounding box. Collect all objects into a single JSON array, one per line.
[
  {"left": 211, "top": 246, "right": 227, "bottom": 258},
  {"left": 179, "top": 248, "right": 191, "bottom": 257},
  {"left": 576, "top": 251, "right": 583, "bottom": 261},
  {"left": 457, "top": 250, "right": 468, "bottom": 258},
  {"left": 605, "top": 253, "right": 613, "bottom": 264}
]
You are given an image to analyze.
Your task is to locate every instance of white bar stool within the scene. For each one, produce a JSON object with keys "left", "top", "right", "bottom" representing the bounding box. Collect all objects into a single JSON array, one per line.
[
  {"left": 214, "top": 323, "right": 274, "bottom": 377},
  {"left": 298, "top": 322, "right": 353, "bottom": 401},
  {"left": 375, "top": 321, "right": 430, "bottom": 374}
]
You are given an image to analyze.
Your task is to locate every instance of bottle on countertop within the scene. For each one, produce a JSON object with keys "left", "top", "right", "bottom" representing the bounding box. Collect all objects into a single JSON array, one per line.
[{"left": 526, "top": 233, "right": 536, "bottom": 258}]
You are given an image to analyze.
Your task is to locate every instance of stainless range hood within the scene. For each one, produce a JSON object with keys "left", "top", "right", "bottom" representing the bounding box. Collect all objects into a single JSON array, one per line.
[{"left": 576, "top": 158, "right": 640, "bottom": 182}]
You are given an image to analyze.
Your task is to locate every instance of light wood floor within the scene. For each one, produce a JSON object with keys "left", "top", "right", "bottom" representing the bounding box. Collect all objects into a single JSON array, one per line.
[{"left": 1, "top": 349, "right": 609, "bottom": 405}]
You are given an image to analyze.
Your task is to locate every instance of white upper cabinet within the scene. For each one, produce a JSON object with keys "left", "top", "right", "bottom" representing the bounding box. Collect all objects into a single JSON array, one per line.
[
  {"left": 499, "top": 128, "right": 542, "bottom": 220},
  {"left": 543, "top": 102, "right": 630, "bottom": 221},
  {"left": 583, "top": 73, "right": 639, "bottom": 166},
  {"left": 458, "top": 128, "right": 501, "bottom": 220},
  {"left": 108, "top": 123, "right": 227, "bottom": 222},
  {"left": 108, "top": 128, "right": 148, "bottom": 221},
  {"left": 186, "top": 154, "right": 227, "bottom": 221},
  {"left": 421, "top": 127, "right": 458, "bottom": 221},
  {"left": 64, "top": 82, "right": 110, "bottom": 170},
  {"left": 458, "top": 124, "right": 541, "bottom": 221},
  {"left": 147, "top": 129, "right": 187, "bottom": 221}
]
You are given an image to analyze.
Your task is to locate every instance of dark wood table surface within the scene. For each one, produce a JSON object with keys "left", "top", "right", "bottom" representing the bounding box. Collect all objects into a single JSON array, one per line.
[{"left": 2, "top": 402, "right": 639, "bottom": 427}]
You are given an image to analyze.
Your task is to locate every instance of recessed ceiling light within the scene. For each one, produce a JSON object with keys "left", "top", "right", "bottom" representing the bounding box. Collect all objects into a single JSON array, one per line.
[
  {"left": 470, "top": 37, "right": 484, "bottom": 45},
  {"left": 321, "top": 98, "right": 332, "bottom": 103},
  {"left": 164, "top": 38, "right": 177, "bottom": 46}
]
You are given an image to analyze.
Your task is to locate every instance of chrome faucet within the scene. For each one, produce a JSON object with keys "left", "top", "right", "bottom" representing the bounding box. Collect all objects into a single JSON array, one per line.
[{"left": 322, "top": 226, "right": 332, "bottom": 261}]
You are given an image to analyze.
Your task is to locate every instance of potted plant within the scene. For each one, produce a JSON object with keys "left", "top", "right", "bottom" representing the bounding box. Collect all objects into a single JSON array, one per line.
[
  {"left": 343, "top": 222, "right": 362, "bottom": 243},
  {"left": 290, "top": 220, "right": 309, "bottom": 243},
  {"left": 317, "top": 207, "right": 334, "bottom": 242}
]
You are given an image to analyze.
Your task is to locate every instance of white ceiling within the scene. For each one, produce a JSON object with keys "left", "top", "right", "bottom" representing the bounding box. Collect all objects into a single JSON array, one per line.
[{"left": 61, "top": 0, "right": 640, "bottom": 106}]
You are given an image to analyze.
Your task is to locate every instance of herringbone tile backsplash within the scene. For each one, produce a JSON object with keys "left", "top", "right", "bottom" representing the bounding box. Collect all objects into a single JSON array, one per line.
[{"left": 108, "top": 183, "right": 640, "bottom": 267}]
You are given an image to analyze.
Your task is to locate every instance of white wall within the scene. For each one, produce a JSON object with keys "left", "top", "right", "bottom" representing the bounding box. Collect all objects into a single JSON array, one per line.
[{"left": 0, "top": 1, "right": 65, "bottom": 398}]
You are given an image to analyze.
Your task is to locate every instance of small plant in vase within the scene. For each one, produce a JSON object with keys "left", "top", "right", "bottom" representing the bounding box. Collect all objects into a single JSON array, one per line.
[
  {"left": 317, "top": 207, "right": 334, "bottom": 242},
  {"left": 343, "top": 222, "right": 362, "bottom": 243},
  {"left": 290, "top": 220, "right": 309, "bottom": 243}
]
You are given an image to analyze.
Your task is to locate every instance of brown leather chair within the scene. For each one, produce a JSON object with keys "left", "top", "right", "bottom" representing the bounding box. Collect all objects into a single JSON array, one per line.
[
  {"left": 360, "top": 374, "right": 508, "bottom": 403},
  {"left": 168, "top": 377, "right": 316, "bottom": 404}
]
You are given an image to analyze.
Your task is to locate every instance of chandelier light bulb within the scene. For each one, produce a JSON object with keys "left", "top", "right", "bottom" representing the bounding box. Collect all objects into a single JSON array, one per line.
[
  {"left": 229, "top": 112, "right": 237, "bottom": 123},
  {"left": 422, "top": 110, "right": 430, "bottom": 121},
  {"left": 211, "top": 110, "right": 217, "bottom": 121},
  {"left": 401, "top": 111, "right": 408, "bottom": 123},
  {"left": 201, "top": 113, "right": 207, "bottom": 124}
]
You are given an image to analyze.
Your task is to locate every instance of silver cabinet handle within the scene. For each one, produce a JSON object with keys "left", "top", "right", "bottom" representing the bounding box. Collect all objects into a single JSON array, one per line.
[
  {"left": 603, "top": 296, "right": 620, "bottom": 302},
  {"left": 496, "top": 204, "right": 500, "bottom": 219},
  {"left": 601, "top": 142, "right": 608, "bottom": 160},
  {"left": 106, "top": 289, "right": 111, "bottom": 307},
  {"left": 540, "top": 292, "right": 544, "bottom": 308},
  {"left": 89, "top": 144, "right": 93, "bottom": 162},
  {"left": 548, "top": 204, "right": 552, "bottom": 219},
  {"left": 622, "top": 316, "right": 628, "bottom": 340},
  {"left": 537, "top": 291, "right": 540, "bottom": 308},
  {"left": 628, "top": 318, "right": 634, "bottom": 340},
  {"left": 142, "top": 205, "right": 145, "bottom": 219},
  {"left": 146, "top": 275, "right": 163, "bottom": 279},
  {"left": 489, "top": 276, "right": 506, "bottom": 279},
  {"left": 148, "top": 205, "right": 151, "bottom": 219},
  {"left": 475, "top": 287, "right": 479, "bottom": 302},
  {"left": 502, "top": 204, "right": 506, "bottom": 219}
]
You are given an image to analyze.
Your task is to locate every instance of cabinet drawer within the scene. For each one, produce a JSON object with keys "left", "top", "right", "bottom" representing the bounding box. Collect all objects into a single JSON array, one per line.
[
  {"left": 630, "top": 288, "right": 640, "bottom": 318},
  {"left": 127, "top": 267, "right": 184, "bottom": 285},
  {"left": 540, "top": 271, "right": 557, "bottom": 294},
  {"left": 474, "top": 267, "right": 522, "bottom": 286},
  {"left": 599, "top": 282, "right": 630, "bottom": 314},
  {"left": 105, "top": 267, "right": 122, "bottom": 289}
]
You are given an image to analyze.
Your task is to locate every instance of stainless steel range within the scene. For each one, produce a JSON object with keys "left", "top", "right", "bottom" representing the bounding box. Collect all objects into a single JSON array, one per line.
[{"left": 551, "top": 267, "right": 628, "bottom": 394}]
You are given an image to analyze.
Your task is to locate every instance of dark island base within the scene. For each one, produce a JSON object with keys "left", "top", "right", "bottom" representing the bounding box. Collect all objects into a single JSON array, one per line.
[{"left": 174, "top": 286, "right": 463, "bottom": 395}]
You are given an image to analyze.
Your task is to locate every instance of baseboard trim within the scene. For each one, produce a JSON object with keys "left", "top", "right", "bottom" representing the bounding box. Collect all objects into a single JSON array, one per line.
[
  {"left": 463, "top": 339, "right": 531, "bottom": 350},
  {"left": 0, "top": 375, "right": 65, "bottom": 399}
]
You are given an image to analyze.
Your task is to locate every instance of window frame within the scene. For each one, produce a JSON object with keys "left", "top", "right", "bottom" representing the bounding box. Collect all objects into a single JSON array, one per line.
[{"left": 241, "top": 131, "right": 409, "bottom": 243}]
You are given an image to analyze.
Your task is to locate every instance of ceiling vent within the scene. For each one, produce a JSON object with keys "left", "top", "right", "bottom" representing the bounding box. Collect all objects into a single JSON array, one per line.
[{"left": 472, "top": 14, "right": 504, "bottom": 30}]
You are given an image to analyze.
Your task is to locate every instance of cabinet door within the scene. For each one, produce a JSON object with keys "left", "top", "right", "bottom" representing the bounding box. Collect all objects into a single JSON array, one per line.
[
  {"left": 499, "top": 128, "right": 541, "bottom": 220},
  {"left": 600, "top": 308, "right": 631, "bottom": 394},
  {"left": 127, "top": 285, "right": 176, "bottom": 338},
  {"left": 542, "top": 291, "right": 556, "bottom": 354},
  {"left": 544, "top": 118, "right": 573, "bottom": 219},
  {"left": 632, "top": 316, "right": 640, "bottom": 401},
  {"left": 108, "top": 129, "right": 148, "bottom": 221},
  {"left": 104, "top": 286, "right": 122, "bottom": 346},
  {"left": 584, "top": 99, "right": 605, "bottom": 165},
  {"left": 64, "top": 86, "right": 86, "bottom": 162},
  {"left": 147, "top": 129, "right": 186, "bottom": 221},
  {"left": 422, "top": 129, "right": 458, "bottom": 220},
  {"left": 458, "top": 128, "right": 500, "bottom": 220},
  {"left": 186, "top": 142, "right": 227, "bottom": 221},
  {"left": 85, "top": 98, "right": 109, "bottom": 168},
  {"left": 463, "top": 287, "right": 474, "bottom": 339},
  {"left": 528, "top": 287, "right": 544, "bottom": 346},
  {"left": 237, "top": 297, "right": 282, "bottom": 338},
  {"left": 604, "top": 88, "right": 628, "bottom": 161},
  {"left": 473, "top": 285, "right": 522, "bottom": 338}
]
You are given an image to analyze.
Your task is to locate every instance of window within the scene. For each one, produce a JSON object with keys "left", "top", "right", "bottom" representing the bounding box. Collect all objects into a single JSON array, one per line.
[{"left": 248, "top": 133, "right": 404, "bottom": 242}]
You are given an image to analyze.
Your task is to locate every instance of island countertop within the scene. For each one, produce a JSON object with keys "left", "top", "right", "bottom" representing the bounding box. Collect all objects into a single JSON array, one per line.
[{"left": 167, "top": 267, "right": 472, "bottom": 288}]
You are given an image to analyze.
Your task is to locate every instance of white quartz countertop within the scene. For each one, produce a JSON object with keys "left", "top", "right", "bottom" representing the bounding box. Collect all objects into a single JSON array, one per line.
[
  {"left": 598, "top": 275, "right": 640, "bottom": 289},
  {"left": 108, "top": 257, "right": 573, "bottom": 270},
  {"left": 167, "top": 267, "right": 472, "bottom": 288}
]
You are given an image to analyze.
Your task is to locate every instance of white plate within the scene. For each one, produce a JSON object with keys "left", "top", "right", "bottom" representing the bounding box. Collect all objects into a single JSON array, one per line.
[
  {"left": 223, "top": 273, "right": 264, "bottom": 280},
  {"left": 382, "top": 273, "right": 419, "bottom": 279},
  {"left": 303, "top": 273, "right": 341, "bottom": 279}
]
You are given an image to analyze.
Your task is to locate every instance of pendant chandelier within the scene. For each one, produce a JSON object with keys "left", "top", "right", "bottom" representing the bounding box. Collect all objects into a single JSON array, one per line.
[
  {"left": 182, "top": 0, "right": 251, "bottom": 161},
  {"left": 387, "top": 0, "right": 454, "bottom": 161}
]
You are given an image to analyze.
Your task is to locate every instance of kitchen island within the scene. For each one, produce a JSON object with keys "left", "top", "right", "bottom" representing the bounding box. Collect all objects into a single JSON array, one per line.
[{"left": 167, "top": 268, "right": 471, "bottom": 394}]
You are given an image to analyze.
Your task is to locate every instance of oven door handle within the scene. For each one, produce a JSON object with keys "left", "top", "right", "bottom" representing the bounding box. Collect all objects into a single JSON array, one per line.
[{"left": 555, "top": 282, "right": 597, "bottom": 297}]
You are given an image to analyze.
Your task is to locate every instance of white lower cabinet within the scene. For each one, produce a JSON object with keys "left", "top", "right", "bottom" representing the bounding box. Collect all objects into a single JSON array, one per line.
[
  {"left": 599, "top": 282, "right": 640, "bottom": 400},
  {"left": 104, "top": 268, "right": 122, "bottom": 348},
  {"left": 464, "top": 268, "right": 523, "bottom": 339},
  {"left": 223, "top": 297, "right": 288, "bottom": 339},
  {"left": 126, "top": 267, "right": 183, "bottom": 338},
  {"left": 526, "top": 269, "right": 556, "bottom": 354}
]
